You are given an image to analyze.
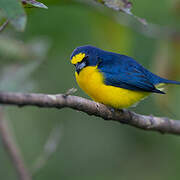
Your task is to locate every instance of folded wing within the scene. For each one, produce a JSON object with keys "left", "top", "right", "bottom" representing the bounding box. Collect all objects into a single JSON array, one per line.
[{"left": 98, "top": 55, "right": 165, "bottom": 94}]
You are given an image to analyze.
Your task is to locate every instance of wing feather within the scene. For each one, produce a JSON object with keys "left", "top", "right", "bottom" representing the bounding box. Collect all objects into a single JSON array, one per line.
[{"left": 97, "top": 55, "right": 165, "bottom": 94}]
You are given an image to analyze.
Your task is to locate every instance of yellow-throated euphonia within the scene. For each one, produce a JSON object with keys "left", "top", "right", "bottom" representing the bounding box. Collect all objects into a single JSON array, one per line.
[{"left": 70, "top": 45, "right": 180, "bottom": 108}]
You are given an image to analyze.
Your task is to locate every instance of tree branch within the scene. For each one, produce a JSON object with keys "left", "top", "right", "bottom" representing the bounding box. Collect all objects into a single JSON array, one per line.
[
  {"left": 0, "top": 108, "right": 32, "bottom": 180},
  {"left": 75, "top": 0, "right": 180, "bottom": 39},
  {"left": 0, "top": 92, "right": 179, "bottom": 135}
]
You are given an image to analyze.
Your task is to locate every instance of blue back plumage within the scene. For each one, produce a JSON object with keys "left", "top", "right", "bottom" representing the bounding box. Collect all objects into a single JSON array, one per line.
[{"left": 71, "top": 45, "right": 180, "bottom": 93}]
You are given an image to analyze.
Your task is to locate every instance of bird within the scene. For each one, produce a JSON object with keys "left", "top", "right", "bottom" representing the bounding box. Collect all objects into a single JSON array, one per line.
[{"left": 70, "top": 45, "right": 180, "bottom": 109}]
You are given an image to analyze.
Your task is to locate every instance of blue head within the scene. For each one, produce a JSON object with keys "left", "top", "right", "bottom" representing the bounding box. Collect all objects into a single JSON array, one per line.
[{"left": 70, "top": 45, "right": 104, "bottom": 74}]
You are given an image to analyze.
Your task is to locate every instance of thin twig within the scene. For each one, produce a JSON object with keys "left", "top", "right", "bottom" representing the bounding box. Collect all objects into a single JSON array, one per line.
[
  {"left": 0, "top": 20, "right": 9, "bottom": 32},
  {"left": 31, "top": 125, "right": 62, "bottom": 175},
  {"left": 0, "top": 108, "right": 32, "bottom": 180},
  {"left": 0, "top": 92, "right": 179, "bottom": 135},
  {"left": 94, "top": 0, "right": 147, "bottom": 25}
]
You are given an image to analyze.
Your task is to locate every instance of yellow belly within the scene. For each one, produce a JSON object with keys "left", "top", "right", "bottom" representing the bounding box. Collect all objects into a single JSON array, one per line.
[{"left": 75, "top": 66, "right": 149, "bottom": 108}]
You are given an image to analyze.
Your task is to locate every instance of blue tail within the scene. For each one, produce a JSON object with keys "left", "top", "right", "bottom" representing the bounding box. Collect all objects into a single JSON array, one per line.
[
  {"left": 147, "top": 70, "right": 180, "bottom": 85},
  {"left": 159, "top": 78, "right": 180, "bottom": 85}
]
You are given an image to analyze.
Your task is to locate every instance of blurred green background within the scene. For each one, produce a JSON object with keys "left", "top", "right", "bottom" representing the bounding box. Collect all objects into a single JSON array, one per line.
[{"left": 1, "top": 0, "right": 180, "bottom": 179}]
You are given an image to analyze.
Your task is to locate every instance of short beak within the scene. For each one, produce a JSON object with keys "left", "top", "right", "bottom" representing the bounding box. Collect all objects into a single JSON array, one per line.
[{"left": 76, "top": 61, "right": 86, "bottom": 74}]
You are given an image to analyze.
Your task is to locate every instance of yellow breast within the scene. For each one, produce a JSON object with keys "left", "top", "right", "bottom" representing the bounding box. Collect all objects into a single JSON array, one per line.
[{"left": 75, "top": 66, "right": 149, "bottom": 108}]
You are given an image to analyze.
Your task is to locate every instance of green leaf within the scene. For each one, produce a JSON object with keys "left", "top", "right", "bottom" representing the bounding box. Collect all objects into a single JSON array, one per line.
[
  {"left": 22, "top": 0, "right": 48, "bottom": 9},
  {"left": 0, "top": 0, "right": 27, "bottom": 31}
]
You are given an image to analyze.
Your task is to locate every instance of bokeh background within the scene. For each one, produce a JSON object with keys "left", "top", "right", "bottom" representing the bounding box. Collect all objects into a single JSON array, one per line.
[{"left": 1, "top": 0, "right": 180, "bottom": 179}]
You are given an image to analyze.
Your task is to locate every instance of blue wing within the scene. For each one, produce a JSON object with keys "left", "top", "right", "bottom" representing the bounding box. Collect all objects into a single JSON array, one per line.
[{"left": 97, "top": 54, "right": 165, "bottom": 94}]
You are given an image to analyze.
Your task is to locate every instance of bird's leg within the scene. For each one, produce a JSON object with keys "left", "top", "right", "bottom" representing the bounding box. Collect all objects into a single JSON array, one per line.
[{"left": 106, "top": 106, "right": 124, "bottom": 114}]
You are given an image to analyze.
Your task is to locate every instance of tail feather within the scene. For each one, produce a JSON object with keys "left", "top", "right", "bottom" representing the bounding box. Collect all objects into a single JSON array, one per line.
[
  {"left": 154, "top": 77, "right": 180, "bottom": 94},
  {"left": 160, "top": 78, "right": 180, "bottom": 85}
]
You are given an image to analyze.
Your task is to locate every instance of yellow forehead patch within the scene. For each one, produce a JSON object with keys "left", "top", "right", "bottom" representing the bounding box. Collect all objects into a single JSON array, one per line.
[{"left": 71, "top": 53, "right": 86, "bottom": 64}]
